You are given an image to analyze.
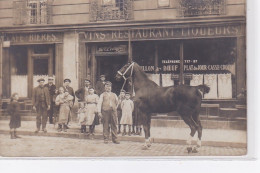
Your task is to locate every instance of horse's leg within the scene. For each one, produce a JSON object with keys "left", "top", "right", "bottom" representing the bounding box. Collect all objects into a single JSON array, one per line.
[
  {"left": 191, "top": 112, "right": 202, "bottom": 153},
  {"left": 142, "top": 113, "right": 151, "bottom": 150},
  {"left": 182, "top": 115, "right": 197, "bottom": 153}
]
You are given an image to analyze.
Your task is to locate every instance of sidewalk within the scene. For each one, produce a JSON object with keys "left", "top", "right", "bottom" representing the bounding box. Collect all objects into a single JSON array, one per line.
[{"left": 0, "top": 120, "right": 247, "bottom": 148}]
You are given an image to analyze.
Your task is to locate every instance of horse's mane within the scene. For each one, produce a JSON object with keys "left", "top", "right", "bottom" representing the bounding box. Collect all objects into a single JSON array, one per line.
[{"left": 133, "top": 62, "right": 159, "bottom": 87}]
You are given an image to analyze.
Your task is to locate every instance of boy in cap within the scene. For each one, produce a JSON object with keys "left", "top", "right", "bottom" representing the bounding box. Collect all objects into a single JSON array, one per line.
[
  {"left": 97, "top": 81, "right": 120, "bottom": 144},
  {"left": 95, "top": 75, "right": 106, "bottom": 96},
  {"left": 75, "top": 79, "right": 92, "bottom": 102},
  {"left": 44, "top": 76, "right": 56, "bottom": 124},
  {"left": 32, "top": 78, "right": 50, "bottom": 133}
]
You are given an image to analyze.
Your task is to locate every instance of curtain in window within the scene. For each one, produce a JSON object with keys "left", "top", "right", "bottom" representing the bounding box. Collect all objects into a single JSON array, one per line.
[
  {"left": 147, "top": 74, "right": 160, "bottom": 86},
  {"left": 162, "top": 74, "right": 174, "bottom": 87},
  {"left": 190, "top": 74, "right": 203, "bottom": 86},
  {"left": 203, "top": 74, "right": 218, "bottom": 99},
  {"left": 218, "top": 73, "right": 232, "bottom": 99},
  {"left": 11, "top": 75, "right": 28, "bottom": 97}
]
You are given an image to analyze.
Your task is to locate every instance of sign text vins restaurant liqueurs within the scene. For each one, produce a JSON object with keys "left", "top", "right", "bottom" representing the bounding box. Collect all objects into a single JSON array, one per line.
[{"left": 81, "top": 24, "right": 243, "bottom": 42}]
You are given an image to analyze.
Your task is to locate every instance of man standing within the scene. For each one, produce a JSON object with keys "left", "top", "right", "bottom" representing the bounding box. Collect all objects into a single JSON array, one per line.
[
  {"left": 62, "top": 78, "right": 75, "bottom": 128},
  {"left": 96, "top": 75, "right": 106, "bottom": 96},
  {"left": 97, "top": 81, "right": 120, "bottom": 144},
  {"left": 75, "top": 79, "right": 92, "bottom": 102},
  {"left": 32, "top": 78, "right": 50, "bottom": 133},
  {"left": 44, "top": 76, "right": 56, "bottom": 124}
]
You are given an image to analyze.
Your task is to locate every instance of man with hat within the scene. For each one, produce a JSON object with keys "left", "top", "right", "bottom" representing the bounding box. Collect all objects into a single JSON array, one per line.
[
  {"left": 62, "top": 78, "right": 75, "bottom": 128},
  {"left": 75, "top": 79, "right": 92, "bottom": 102},
  {"left": 32, "top": 78, "right": 50, "bottom": 133},
  {"left": 44, "top": 76, "right": 56, "bottom": 124},
  {"left": 97, "top": 81, "right": 120, "bottom": 144},
  {"left": 96, "top": 74, "right": 106, "bottom": 96}
]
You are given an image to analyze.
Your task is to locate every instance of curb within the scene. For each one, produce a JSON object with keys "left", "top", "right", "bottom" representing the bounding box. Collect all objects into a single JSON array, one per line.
[{"left": 0, "top": 130, "right": 246, "bottom": 148}]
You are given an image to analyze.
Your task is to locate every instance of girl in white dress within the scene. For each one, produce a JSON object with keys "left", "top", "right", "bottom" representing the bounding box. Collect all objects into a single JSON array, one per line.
[{"left": 120, "top": 92, "right": 134, "bottom": 136}]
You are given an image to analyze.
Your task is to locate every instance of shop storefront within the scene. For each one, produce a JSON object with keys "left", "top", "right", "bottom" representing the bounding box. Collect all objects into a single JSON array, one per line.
[
  {"left": 81, "top": 22, "right": 246, "bottom": 100},
  {"left": 1, "top": 32, "right": 64, "bottom": 98}
]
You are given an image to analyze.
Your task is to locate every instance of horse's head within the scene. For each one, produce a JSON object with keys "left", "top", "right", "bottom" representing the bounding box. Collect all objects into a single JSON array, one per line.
[{"left": 115, "top": 61, "right": 135, "bottom": 81}]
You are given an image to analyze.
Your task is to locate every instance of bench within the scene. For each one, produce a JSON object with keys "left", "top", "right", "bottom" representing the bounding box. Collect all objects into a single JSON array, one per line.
[{"left": 201, "top": 103, "right": 220, "bottom": 117}]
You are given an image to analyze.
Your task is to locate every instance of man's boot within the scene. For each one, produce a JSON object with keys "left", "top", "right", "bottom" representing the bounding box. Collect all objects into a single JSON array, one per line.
[
  {"left": 58, "top": 124, "right": 62, "bottom": 132},
  {"left": 14, "top": 131, "right": 21, "bottom": 138},
  {"left": 10, "top": 131, "right": 15, "bottom": 139}
]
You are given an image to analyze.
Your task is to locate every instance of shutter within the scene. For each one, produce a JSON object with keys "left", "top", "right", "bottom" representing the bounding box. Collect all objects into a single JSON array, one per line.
[
  {"left": 46, "top": 0, "right": 53, "bottom": 24},
  {"left": 13, "top": 0, "right": 27, "bottom": 25}
]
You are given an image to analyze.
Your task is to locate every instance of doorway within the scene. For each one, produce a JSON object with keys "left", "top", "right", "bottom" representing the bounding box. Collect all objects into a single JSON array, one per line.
[{"left": 97, "top": 55, "right": 128, "bottom": 94}]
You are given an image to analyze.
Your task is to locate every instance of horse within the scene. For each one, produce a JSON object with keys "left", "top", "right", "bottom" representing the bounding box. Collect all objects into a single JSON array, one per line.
[{"left": 115, "top": 62, "right": 210, "bottom": 153}]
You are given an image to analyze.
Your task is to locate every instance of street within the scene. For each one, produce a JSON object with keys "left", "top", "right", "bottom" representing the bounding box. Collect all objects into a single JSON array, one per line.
[{"left": 0, "top": 134, "right": 246, "bottom": 157}]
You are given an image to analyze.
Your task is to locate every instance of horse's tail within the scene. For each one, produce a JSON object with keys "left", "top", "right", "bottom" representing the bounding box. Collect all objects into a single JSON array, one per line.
[{"left": 196, "top": 84, "right": 210, "bottom": 94}]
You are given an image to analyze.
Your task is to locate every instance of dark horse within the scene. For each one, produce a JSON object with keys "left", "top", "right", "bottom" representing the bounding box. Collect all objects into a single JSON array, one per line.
[{"left": 115, "top": 62, "right": 210, "bottom": 153}]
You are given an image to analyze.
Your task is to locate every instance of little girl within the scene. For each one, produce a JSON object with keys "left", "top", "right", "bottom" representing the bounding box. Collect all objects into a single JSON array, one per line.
[
  {"left": 7, "top": 93, "right": 21, "bottom": 139},
  {"left": 120, "top": 92, "right": 134, "bottom": 136},
  {"left": 77, "top": 102, "right": 86, "bottom": 133}
]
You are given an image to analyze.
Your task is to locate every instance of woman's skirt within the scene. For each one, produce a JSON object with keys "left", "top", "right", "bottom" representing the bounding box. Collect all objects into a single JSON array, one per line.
[
  {"left": 9, "top": 113, "right": 21, "bottom": 129},
  {"left": 58, "top": 104, "right": 70, "bottom": 124}
]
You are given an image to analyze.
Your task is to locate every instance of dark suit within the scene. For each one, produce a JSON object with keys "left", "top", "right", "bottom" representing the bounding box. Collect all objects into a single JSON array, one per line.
[
  {"left": 96, "top": 80, "right": 106, "bottom": 96},
  {"left": 44, "top": 83, "right": 56, "bottom": 124},
  {"left": 32, "top": 86, "right": 51, "bottom": 130},
  {"left": 75, "top": 86, "right": 91, "bottom": 102}
]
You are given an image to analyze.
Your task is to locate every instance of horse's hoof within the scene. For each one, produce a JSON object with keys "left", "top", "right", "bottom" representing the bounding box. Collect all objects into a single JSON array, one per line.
[
  {"left": 192, "top": 147, "right": 199, "bottom": 153},
  {"left": 187, "top": 147, "right": 192, "bottom": 153},
  {"left": 147, "top": 143, "right": 151, "bottom": 148}
]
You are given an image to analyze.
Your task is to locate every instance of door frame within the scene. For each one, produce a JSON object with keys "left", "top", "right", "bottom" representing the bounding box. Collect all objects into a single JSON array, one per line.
[{"left": 27, "top": 46, "right": 53, "bottom": 97}]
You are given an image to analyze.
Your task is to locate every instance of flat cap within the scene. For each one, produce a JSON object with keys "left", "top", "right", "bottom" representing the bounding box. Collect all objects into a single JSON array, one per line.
[
  {"left": 84, "top": 78, "right": 91, "bottom": 82},
  {"left": 37, "top": 78, "right": 45, "bottom": 82},
  {"left": 100, "top": 74, "right": 105, "bottom": 78},
  {"left": 64, "top": 78, "right": 71, "bottom": 83},
  {"left": 125, "top": 92, "right": 131, "bottom": 95},
  {"left": 105, "top": 81, "right": 112, "bottom": 86},
  {"left": 48, "top": 76, "right": 54, "bottom": 80},
  {"left": 120, "top": 89, "right": 126, "bottom": 93}
]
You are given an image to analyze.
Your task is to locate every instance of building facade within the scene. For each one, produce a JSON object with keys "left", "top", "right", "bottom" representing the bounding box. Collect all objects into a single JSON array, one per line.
[{"left": 0, "top": 0, "right": 246, "bottom": 113}]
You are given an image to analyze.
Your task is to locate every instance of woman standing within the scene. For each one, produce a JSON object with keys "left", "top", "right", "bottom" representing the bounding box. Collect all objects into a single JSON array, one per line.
[
  {"left": 7, "top": 93, "right": 21, "bottom": 139},
  {"left": 84, "top": 87, "right": 99, "bottom": 138},
  {"left": 55, "top": 87, "right": 74, "bottom": 132}
]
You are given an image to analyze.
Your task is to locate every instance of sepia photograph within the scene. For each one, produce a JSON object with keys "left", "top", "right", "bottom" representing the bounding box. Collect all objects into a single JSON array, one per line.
[{"left": 0, "top": 0, "right": 247, "bottom": 158}]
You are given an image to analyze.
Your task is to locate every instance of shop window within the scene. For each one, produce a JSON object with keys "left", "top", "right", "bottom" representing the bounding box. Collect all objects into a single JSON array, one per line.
[
  {"left": 10, "top": 46, "right": 28, "bottom": 97},
  {"left": 179, "top": 0, "right": 226, "bottom": 17},
  {"left": 13, "top": 0, "right": 53, "bottom": 25},
  {"left": 90, "top": 0, "right": 133, "bottom": 22},
  {"left": 184, "top": 38, "right": 236, "bottom": 99}
]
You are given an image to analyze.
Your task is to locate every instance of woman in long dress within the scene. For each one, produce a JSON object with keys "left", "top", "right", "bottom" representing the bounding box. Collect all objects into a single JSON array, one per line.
[
  {"left": 55, "top": 87, "right": 74, "bottom": 132},
  {"left": 84, "top": 87, "right": 99, "bottom": 138}
]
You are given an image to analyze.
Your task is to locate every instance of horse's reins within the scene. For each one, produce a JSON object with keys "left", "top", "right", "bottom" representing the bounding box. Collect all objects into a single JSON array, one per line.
[{"left": 117, "top": 62, "right": 135, "bottom": 93}]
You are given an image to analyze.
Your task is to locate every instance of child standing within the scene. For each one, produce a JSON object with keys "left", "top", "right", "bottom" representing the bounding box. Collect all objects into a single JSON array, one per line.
[
  {"left": 7, "top": 93, "right": 21, "bottom": 139},
  {"left": 77, "top": 102, "right": 86, "bottom": 133},
  {"left": 85, "top": 87, "right": 99, "bottom": 138},
  {"left": 117, "top": 89, "right": 126, "bottom": 134},
  {"left": 120, "top": 92, "right": 134, "bottom": 136}
]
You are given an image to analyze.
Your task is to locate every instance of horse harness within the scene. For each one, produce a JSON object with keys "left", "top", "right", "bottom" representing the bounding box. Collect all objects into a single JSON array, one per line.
[{"left": 117, "top": 62, "right": 135, "bottom": 95}]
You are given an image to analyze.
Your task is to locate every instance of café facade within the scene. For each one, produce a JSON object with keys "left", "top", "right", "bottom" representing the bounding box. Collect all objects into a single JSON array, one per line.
[{"left": 79, "top": 20, "right": 246, "bottom": 106}]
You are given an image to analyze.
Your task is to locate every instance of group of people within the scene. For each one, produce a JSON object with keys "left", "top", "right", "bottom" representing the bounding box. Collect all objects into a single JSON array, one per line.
[{"left": 7, "top": 74, "right": 142, "bottom": 144}]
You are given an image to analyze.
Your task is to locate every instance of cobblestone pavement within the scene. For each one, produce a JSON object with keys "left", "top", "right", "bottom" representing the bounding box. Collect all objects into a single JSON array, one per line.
[{"left": 0, "top": 134, "right": 246, "bottom": 157}]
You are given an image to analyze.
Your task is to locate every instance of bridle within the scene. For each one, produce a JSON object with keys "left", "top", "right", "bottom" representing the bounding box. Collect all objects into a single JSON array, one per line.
[{"left": 117, "top": 62, "right": 135, "bottom": 91}]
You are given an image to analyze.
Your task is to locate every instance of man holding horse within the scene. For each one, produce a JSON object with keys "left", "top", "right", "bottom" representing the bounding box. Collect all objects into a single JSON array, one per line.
[{"left": 97, "top": 81, "right": 120, "bottom": 144}]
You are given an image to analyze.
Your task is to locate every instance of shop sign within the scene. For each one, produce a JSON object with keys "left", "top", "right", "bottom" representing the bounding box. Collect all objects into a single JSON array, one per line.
[
  {"left": 96, "top": 45, "right": 128, "bottom": 54},
  {"left": 82, "top": 24, "right": 243, "bottom": 42},
  {"left": 4, "top": 33, "right": 63, "bottom": 45}
]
